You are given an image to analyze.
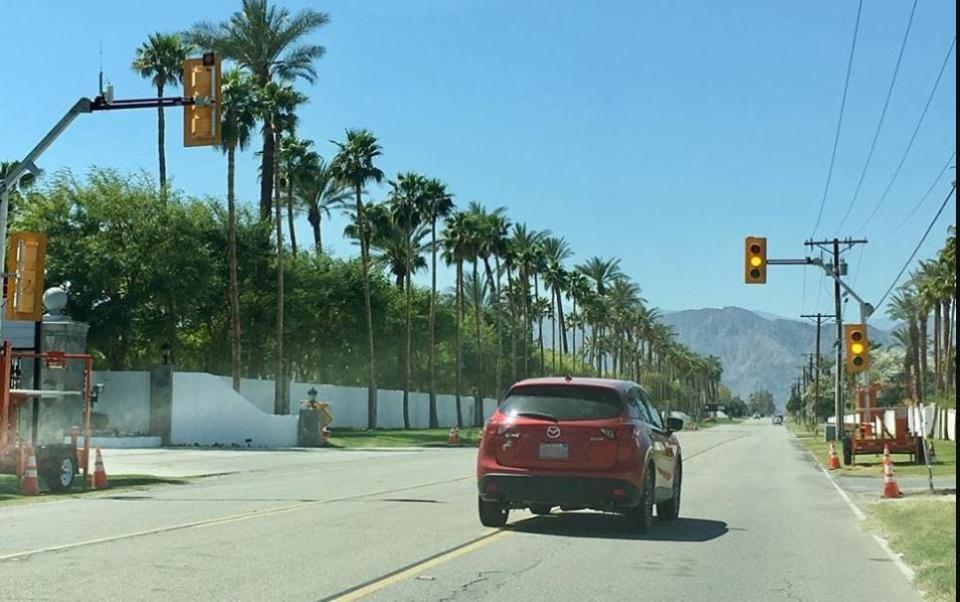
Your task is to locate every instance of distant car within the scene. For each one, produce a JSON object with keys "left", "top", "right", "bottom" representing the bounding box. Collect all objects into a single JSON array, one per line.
[
  {"left": 476, "top": 377, "right": 684, "bottom": 534},
  {"left": 772, "top": 415, "right": 783, "bottom": 425}
]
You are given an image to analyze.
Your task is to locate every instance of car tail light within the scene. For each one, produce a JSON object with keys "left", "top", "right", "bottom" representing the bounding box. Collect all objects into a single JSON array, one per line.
[
  {"left": 611, "top": 487, "right": 627, "bottom": 499},
  {"left": 599, "top": 427, "right": 616, "bottom": 440},
  {"left": 484, "top": 482, "right": 498, "bottom": 493}
]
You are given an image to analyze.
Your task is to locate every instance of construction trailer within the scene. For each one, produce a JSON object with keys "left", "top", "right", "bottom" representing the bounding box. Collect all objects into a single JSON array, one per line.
[
  {"left": 842, "top": 384, "right": 925, "bottom": 465},
  {"left": 0, "top": 341, "right": 94, "bottom": 491}
]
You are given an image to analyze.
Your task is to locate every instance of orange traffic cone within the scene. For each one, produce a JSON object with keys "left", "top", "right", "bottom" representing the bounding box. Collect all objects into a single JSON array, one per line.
[
  {"left": 20, "top": 447, "right": 40, "bottom": 496},
  {"left": 882, "top": 445, "right": 901, "bottom": 498},
  {"left": 448, "top": 426, "right": 459, "bottom": 445},
  {"left": 827, "top": 442, "right": 841, "bottom": 470},
  {"left": 92, "top": 448, "right": 108, "bottom": 489}
]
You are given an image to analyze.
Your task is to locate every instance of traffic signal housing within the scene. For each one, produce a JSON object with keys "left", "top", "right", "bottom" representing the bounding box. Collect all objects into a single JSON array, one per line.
[
  {"left": 844, "top": 323, "right": 870, "bottom": 373},
  {"left": 744, "top": 236, "right": 767, "bottom": 284},
  {"left": 183, "top": 52, "right": 221, "bottom": 147}
]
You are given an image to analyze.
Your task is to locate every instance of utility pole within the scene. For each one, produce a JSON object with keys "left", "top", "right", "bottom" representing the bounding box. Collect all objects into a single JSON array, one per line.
[
  {"left": 803, "top": 312, "right": 837, "bottom": 436},
  {"left": 805, "top": 238, "right": 868, "bottom": 453}
]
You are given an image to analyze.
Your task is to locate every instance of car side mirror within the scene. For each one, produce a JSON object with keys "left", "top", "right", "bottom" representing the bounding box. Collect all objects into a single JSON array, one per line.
[{"left": 665, "top": 417, "right": 684, "bottom": 433}]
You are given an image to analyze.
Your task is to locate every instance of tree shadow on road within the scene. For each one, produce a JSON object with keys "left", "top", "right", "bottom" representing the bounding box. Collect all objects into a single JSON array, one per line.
[{"left": 508, "top": 513, "right": 730, "bottom": 542}]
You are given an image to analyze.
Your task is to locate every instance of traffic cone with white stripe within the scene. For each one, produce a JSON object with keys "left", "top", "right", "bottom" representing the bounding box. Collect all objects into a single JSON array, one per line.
[
  {"left": 827, "top": 442, "right": 841, "bottom": 470},
  {"left": 92, "top": 448, "right": 108, "bottom": 489},
  {"left": 448, "top": 426, "right": 459, "bottom": 445},
  {"left": 20, "top": 447, "right": 40, "bottom": 496},
  {"left": 882, "top": 445, "right": 901, "bottom": 498}
]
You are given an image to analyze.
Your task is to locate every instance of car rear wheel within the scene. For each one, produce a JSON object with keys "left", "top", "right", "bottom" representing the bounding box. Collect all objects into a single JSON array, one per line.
[
  {"left": 624, "top": 464, "right": 655, "bottom": 534},
  {"left": 478, "top": 497, "right": 509, "bottom": 527},
  {"left": 529, "top": 504, "right": 552, "bottom": 516},
  {"left": 656, "top": 458, "right": 681, "bottom": 521}
]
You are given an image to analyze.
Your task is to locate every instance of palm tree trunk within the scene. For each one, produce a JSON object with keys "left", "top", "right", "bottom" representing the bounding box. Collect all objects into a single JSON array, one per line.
[
  {"left": 403, "top": 244, "right": 412, "bottom": 429},
  {"left": 308, "top": 208, "right": 322, "bottom": 254},
  {"left": 945, "top": 297, "right": 955, "bottom": 391},
  {"left": 494, "top": 255, "right": 503, "bottom": 399},
  {"left": 522, "top": 270, "right": 530, "bottom": 378},
  {"left": 571, "top": 299, "right": 577, "bottom": 372},
  {"left": 286, "top": 178, "right": 298, "bottom": 257},
  {"left": 274, "top": 161, "right": 285, "bottom": 414},
  {"left": 428, "top": 219, "right": 439, "bottom": 428},
  {"left": 157, "top": 83, "right": 167, "bottom": 196},
  {"left": 556, "top": 286, "right": 567, "bottom": 353},
  {"left": 260, "top": 124, "right": 275, "bottom": 220},
  {"left": 534, "top": 274, "right": 544, "bottom": 374},
  {"left": 507, "top": 264, "right": 517, "bottom": 383},
  {"left": 355, "top": 188, "right": 378, "bottom": 428},
  {"left": 919, "top": 312, "right": 929, "bottom": 401},
  {"left": 933, "top": 303, "right": 942, "bottom": 392},
  {"left": 472, "top": 258, "right": 483, "bottom": 426},
  {"left": 455, "top": 259, "right": 464, "bottom": 427},
  {"left": 227, "top": 144, "right": 242, "bottom": 392},
  {"left": 551, "top": 288, "right": 557, "bottom": 373}
]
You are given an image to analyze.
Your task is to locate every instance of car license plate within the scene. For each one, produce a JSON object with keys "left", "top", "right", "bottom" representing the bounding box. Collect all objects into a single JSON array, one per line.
[{"left": 539, "top": 443, "right": 568, "bottom": 460}]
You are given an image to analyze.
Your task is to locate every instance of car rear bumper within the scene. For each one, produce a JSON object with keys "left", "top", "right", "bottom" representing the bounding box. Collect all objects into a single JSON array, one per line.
[{"left": 478, "top": 473, "right": 641, "bottom": 509}]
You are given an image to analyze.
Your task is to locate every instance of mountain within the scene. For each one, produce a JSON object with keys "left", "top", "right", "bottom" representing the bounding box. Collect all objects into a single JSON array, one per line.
[{"left": 660, "top": 306, "right": 893, "bottom": 405}]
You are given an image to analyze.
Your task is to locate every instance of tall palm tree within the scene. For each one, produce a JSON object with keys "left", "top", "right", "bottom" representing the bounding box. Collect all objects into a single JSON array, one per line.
[
  {"left": 132, "top": 32, "right": 192, "bottom": 193},
  {"left": 329, "top": 129, "right": 384, "bottom": 428},
  {"left": 465, "top": 204, "right": 489, "bottom": 425},
  {"left": 443, "top": 211, "right": 473, "bottom": 427},
  {"left": 188, "top": 0, "right": 329, "bottom": 219},
  {"left": 219, "top": 68, "right": 260, "bottom": 392},
  {"left": 277, "top": 135, "right": 320, "bottom": 257},
  {"left": 260, "top": 83, "right": 306, "bottom": 413},
  {"left": 486, "top": 211, "right": 511, "bottom": 397},
  {"left": 296, "top": 159, "right": 350, "bottom": 254},
  {"left": 542, "top": 236, "right": 572, "bottom": 371},
  {"left": 388, "top": 172, "right": 428, "bottom": 429},
  {"left": 566, "top": 271, "right": 590, "bottom": 373},
  {"left": 888, "top": 288, "right": 923, "bottom": 403},
  {"left": 577, "top": 256, "right": 623, "bottom": 374},
  {"left": 422, "top": 179, "right": 454, "bottom": 427},
  {"left": 510, "top": 224, "right": 547, "bottom": 378}
]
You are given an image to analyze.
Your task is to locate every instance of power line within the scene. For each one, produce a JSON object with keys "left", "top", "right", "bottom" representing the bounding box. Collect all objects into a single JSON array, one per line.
[
  {"left": 873, "top": 182, "right": 957, "bottom": 314},
  {"left": 889, "top": 150, "right": 956, "bottom": 232},
  {"left": 858, "top": 36, "right": 956, "bottom": 232},
  {"left": 811, "top": 0, "right": 864, "bottom": 239},
  {"left": 836, "top": 0, "right": 919, "bottom": 233}
]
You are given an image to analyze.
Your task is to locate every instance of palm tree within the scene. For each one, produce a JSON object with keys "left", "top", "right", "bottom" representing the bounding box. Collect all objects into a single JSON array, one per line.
[
  {"left": 132, "top": 32, "right": 192, "bottom": 193},
  {"left": 443, "top": 211, "right": 472, "bottom": 427},
  {"left": 422, "top": 179, "right": 454, "bottom": 427},
  {"left": 329, "top": 129, "right": 384, "bottom": 429},
  {"left": 277, "top": 135, "right": 320, "bottom": 257},
  {"left": 510, "top": 224, "right": 547, "bottom": 378},
  {"left": 485, "top": 211, "right": 511, "bottom": 397},
  {"left": 296, "top": 159, "right": 350, "bottom": 254},
  {"left": 188, "top": 0, "right": 329, "bottom": 219},
  {"left": 219, "top": 68, "right": 260, "bottom": 392},
  {"left": 260, "top": 83, "right": 306, "bottom": 413},
  {"left": 388, "top": 172, "right": 428, "bottom": 429},
  {"left": 577, "top": 256, "right": 623, "bottom": 374},
  {"left": 542, "top": 236, "right": 572, "bottom": 371},
  {"left": 889, "top": 288, "right": 923, "bottom": 403},
  {"left": 566, "top": 271, "right": 590, "bottom": 373},
  {"left": 464, "top": 204, "right": 489, "bottom": 425}
]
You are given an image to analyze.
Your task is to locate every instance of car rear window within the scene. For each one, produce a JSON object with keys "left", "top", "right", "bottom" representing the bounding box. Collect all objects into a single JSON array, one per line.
[{"left": 500, "top": 385, "right": 624, "bottom": 421}]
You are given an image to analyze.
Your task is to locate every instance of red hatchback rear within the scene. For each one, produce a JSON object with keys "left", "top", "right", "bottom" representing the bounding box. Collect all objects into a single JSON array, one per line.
[{"left": 476, "top": 377, "right": 684, "bottom": 533}]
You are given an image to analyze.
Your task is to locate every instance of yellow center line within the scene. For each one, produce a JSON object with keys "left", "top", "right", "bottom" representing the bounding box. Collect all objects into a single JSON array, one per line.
[{"left": 325, "top": 529, "right": 510, "bottom": 602}]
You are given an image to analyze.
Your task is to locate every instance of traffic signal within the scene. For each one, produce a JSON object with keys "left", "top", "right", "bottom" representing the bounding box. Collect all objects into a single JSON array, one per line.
[
  {"left": 844, "top": 323, "right": 870, "bottom": 373},
  {"left": 183, "top": 52, "right": 221, "bottom": 147},
  {"left": 744, "top": 236, "right": 767, "bottom": 284},
  {"left": 5, "top": 232, "right": 47, "bottom": 321}
]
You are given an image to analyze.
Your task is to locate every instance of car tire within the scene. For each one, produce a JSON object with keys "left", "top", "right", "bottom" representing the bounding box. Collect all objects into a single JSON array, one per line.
[
  {"left": 842, "top": 435, "right": 853, "bottom": 466},
  {"left": 42, "top": 453, "right": 76, "bottom": 493},
  {"left": 656, "top": 458, "right": 681, "bottom": 522},
  {"left": 529, "top": 504, "right": 552, "bottom": 516},
  {"left": 625, "top": 464, "right": 655, "bottom": 534},
  {"left": 478, "top": 497, "right": 509, "bottom": 528}
]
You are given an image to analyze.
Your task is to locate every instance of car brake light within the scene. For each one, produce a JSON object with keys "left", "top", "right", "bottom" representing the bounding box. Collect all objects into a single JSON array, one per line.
[
  {"left": 600, "top": 427, "right": 616, "bottom": 440},
  {"left": 611, "top": 488, "right": 627, "bottom": 499}
]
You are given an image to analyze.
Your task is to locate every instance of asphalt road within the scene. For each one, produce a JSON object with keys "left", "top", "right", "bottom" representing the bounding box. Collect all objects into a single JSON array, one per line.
[{"left": 0, "top": 421, "right": 921, "bottom": 601}]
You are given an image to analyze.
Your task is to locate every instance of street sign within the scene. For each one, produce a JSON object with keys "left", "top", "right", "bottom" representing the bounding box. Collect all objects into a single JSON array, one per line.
[
  {"left": 183, "top": 52, "right": 222, "bottom": 147},
  {"left": 5, "top": 232, "right": 47, "bottom": 321}
]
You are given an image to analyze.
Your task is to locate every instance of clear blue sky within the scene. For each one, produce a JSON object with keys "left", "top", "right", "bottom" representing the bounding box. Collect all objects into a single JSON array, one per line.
[{"left": 1, "top": 1, "right": 955, "bottom": 325}]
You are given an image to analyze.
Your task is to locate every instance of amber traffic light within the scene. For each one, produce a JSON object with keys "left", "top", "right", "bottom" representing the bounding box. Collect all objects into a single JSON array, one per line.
[
  {"left": 744, "top": 236, "right": 767, "bottom": 284},
  {"left": 844, "top": 324, "right": 870, "bottom": 373},
  {"left": 183, "top": 52, "right": 221, "bottom": 147}
]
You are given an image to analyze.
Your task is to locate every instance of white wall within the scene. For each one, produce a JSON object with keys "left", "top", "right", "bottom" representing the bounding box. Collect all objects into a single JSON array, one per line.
[
  {"left": 172, "top": 372, "right": 298, "bottom": 447},
  {"left": 92, "top": 371, "right": 151, "bottom": 435}
]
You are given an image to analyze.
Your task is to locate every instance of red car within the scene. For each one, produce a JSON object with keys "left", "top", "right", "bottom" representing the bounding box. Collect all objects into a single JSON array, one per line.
[{"left": 476, "top": 376, "right": 684, "bottom": 533}]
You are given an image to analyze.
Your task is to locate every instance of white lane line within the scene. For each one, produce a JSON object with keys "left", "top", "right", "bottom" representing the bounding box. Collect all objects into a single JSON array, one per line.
[{"left": 800, "top": 438, "right": 917, "bottom": 582}]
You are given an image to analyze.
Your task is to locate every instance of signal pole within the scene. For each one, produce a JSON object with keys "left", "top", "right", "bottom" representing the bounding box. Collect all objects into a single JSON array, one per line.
[
  {"left": 802, "top": 312, "right": 837, "bottom": 436},
  {"left": 805, "top": 238, "right": 868, "bottom": 450}
]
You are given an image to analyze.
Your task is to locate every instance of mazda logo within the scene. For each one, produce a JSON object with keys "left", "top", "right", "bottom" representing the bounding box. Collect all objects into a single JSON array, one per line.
[{"left": 546, "top": 426, "right": 561, "bottom": 439}]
